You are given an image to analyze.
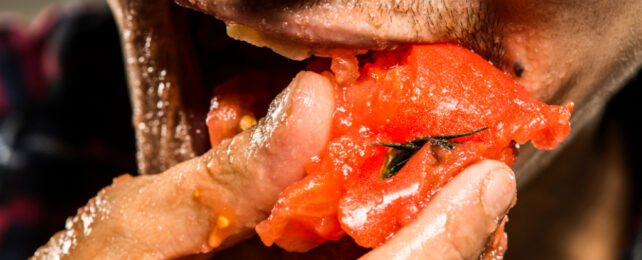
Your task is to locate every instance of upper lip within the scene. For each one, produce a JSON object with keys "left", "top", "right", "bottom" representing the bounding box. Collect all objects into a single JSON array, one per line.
[{"left": 174, "top": 0, "right": 505, "bottom": 65}]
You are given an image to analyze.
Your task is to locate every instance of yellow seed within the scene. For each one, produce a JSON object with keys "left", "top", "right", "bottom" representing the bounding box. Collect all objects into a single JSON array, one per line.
[
  {"left": 239, "top": 114, "right": 257, "bottom": 130},
  {"left": 217, "top": 216, "right": 230, "bottom": 229},
  {"left": 193, "top": 189, "right": 200, "bottom": 199},
  {"left": 208, "top": 232, "right": 223, "bottom": 248}
]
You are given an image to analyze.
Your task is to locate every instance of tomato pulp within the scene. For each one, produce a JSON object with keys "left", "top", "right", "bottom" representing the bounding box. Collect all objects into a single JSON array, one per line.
[
  {"left": 246, "top": 43, "right": 573, "bottom": 252},
  {"left": 202, "top": 43, "right": 571, "bottom": 252}
]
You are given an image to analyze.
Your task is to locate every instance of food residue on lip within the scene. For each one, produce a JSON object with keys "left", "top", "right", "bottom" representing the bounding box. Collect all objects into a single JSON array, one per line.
[{"left": 226, "top": 23, "right": 313, "bottom": 61}]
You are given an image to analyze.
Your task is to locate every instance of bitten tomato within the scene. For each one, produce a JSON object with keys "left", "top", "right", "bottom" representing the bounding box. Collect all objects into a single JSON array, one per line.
[
  {"left": 254, "top": 43, "right": 573, "bottom": 252},
  {"left": 206, "top": 70, "right": 294, "bottom": 147}
]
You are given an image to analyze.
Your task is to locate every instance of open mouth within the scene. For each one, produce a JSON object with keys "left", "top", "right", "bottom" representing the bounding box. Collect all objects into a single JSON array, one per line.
[
  {"left": 107, "top": 0, "right": 514, "bottom": 176},
  {"left": 103, "top": 1, "right": 576, "bottom": 254}
]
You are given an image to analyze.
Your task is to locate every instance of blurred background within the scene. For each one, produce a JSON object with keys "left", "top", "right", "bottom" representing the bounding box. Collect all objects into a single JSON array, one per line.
[
  {"left": 0, "top": 0, "right": 136, "bottom": 259},
  {"left": 0, "top": 0, "right": 641, "bottom": 259},
  {"left": 1, "top": 0, "right": 98, "bottom": 20}
]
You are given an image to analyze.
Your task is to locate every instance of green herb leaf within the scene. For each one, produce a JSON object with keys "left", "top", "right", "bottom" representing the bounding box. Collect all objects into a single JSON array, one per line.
[
  {"left": 369, "top": 142, "right": 421, "bottom": 151},
  {"left": 423, "top": 127, "right": 489, "bottom": 140},
  {"left": 370, "top": 127, "right": 488, "bottom": 180},
  {"left": 380, "top": 149, "right": 417, "bottom": 179}
]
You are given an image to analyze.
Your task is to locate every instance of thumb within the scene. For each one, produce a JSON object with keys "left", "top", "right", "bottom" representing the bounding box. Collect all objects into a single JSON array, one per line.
[
  {"left": 202, "top": 71, "right": 335, "bottom": 212},
  {"left": 250, "top": 71, "right": 335, "bottom": 193},
  {"left": 360, "top": 160, "right": 517, "bottom": 260}
]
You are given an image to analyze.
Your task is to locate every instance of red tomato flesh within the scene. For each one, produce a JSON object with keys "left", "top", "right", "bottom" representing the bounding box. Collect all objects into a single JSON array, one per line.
[
  {"left": 206, "top": 70, "right": 294, "bottom": 147},
  {"left": 250, "top": 43, "right": 573, "bottom": 252}
]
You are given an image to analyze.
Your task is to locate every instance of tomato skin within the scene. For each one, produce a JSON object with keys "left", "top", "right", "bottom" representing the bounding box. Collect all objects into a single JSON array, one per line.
[{"left": 254, "top": 43, "right": 573, "bottom": 252}]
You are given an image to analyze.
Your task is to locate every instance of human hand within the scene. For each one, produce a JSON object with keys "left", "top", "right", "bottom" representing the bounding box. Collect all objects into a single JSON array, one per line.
[
  {"left": 32, "top": 71, "right": 336, "bottom": 259},
  {"left": 362, "top": 160, "right": 516, "bottom": 260}
]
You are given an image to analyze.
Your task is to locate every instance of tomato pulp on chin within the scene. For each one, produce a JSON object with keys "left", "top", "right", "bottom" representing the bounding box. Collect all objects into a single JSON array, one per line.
[{"left": 252, "top": 43, "right": 573, "bottom": 252}]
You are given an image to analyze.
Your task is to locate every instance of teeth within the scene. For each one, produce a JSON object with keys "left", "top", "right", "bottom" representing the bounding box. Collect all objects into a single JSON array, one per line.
[
  {"left": 226, "top": 23, "right": 313, "bottom": 61},
  {"left": 239, "top": 114, "right": 258, "bottom": 130}
]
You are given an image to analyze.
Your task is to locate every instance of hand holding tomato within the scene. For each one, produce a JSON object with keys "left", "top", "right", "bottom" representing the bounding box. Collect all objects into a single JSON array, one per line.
[
  {"left": 362, "top": 160, "right": 516, "bottom": 259},
  {"left": 202, "top": 66, "right": 519, "bottom": 259}
]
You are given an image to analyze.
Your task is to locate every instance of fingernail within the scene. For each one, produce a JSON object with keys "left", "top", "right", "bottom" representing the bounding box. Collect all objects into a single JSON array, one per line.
[{"left": 481, "top": 165, "right": 516, "bottom": 220}]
